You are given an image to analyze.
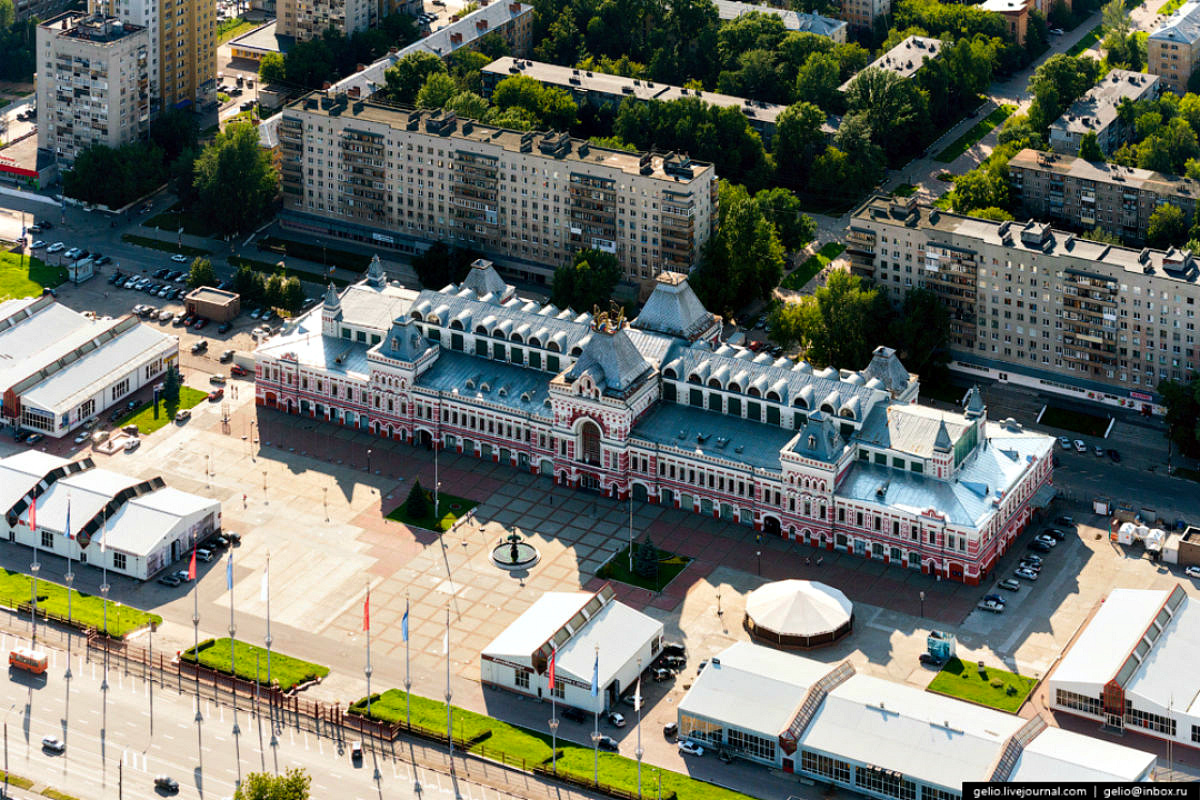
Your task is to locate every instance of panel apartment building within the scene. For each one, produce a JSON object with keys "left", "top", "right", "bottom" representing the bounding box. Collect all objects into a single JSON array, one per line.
[
  {"left": 36, "top": 13, "right": 150, "bottom": 164},
  {"left": 279, "top": 0, "right": 419, "bottom": 40},
  {"left": 1149, "top": 0, "right": 1200, "bottom": 95},
  {"left": 277, "top": 92, "right": 718, "bottom": 296},
  {"left": 1009, "top": 148, "right": 1200, "bottom": 243},
  {"left": 847, "top": 194, "right": 1200, "bottom": 413},
  {"left": 1048, "top": 70, "right": 1160, "bottom": 157}
]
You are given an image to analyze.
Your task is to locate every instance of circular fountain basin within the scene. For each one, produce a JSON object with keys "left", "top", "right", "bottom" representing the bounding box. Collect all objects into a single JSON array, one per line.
[{"left": 490, "top": 541, "right": 540, "bottom": 571}]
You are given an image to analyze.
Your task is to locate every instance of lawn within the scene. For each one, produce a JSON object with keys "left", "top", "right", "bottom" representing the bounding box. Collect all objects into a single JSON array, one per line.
[
  {"left": 182, "top": 637, "right": 329, "bottom": 691},
  {"left": 217, "top": 16, "right": 258, "bottom": 43},
  {"left": 1161, "top": 0, "right": 1186, "bottom": 14},
  {"left": 1038, "top": 404, "right": 1111, "bottom": 438},
  {"left": 934, "top": 104, "right": 1016, "bottom": 163},
  {"left": 113, "top": 386, "right": 208, "bottom": 436},
  {"left": 780, "top": 242, "right": 845, "bottom": 291},
  {"left": 892, "top": 183, "right": 918, "bottom": 198},
  {"left": 229, "top": 255, "right": 347, "bottom": 288},
  {"left": 145, "top": 203, "right": 216, "bottom": 237},
  {"left": 259, "top": 236, "right": 373, "bottom": 271},
  {"left": 121, "top": 234, "right": 211, "bottom": 257},
  {"left": 0, "top": 567, "right": 160, "bottom": 638},
  {"left": 1067, "top": 24, "right": 1103, "bottom": 56},
  {"left": 386, "top": 490, "right": 477, "bottom": 532},
  {"left": 926, "top": 657, "right": 1037, "bottom": 713},
  {"left": 0, "top": 252, "right": 66, "bottom": 301},
  {"left": 353, "top": 689, "right": 758, "bottom": 800},
  {"left": 598, "top": 544, "right": 691, "bottom": 592}
]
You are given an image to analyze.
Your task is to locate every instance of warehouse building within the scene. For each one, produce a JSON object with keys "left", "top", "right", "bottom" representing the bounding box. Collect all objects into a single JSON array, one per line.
[
  {"left": 185, "top": 286, "right": 241, "bottom": 322},
  {"left": 1048, "top": 584, "right": 1200, "bottom": 751},
  {"left": 679, "top": 642, "right": 1157, "bottom": 794},
  {"left": 480, "top": 584, "right": 663, "bottom": 713},
  {"left": 0, "top": 451, "right": 221, "bottom": 580},
  {"left": 0, "top": 296, "right": 178, "bottom": 438}
]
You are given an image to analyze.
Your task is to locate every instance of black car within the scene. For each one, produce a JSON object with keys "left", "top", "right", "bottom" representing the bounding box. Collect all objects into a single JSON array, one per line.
[
  {"left": 1055, "top": 515, "right": 1075, "bottom": 527},
  {"left": 39, "top": 220, "right": 52, "bottom": 230},
  {"left": 661, "top": 642, "right": 686, "bottom": 658},
  {"left": 191, "top": 340, "right": 208, "bottom": 354},
  {"left": 218, "top": 321, "right": 232, "bottom": 334},
  {"left": 1108, "top": 448, "right": 1121, "bottom": 462},
  {"left": 96, "top": 255, "right": 111, "bottom": 266},
  {"left": 154, "top": 775, "right": 179, "bottom": 793},
  {"left": 560, "top": 706, "right": 586, "bottom": 723},
  {"left": 27, "top": 223, "right": 41, "bottom": 234},
  {"left": 1044, "top": 528, "right": 1066, "bottom": 541},
  {"left": 918, "top": 653, "right": 946, "bottom": 667},
  {"left": 227, "top": 531, "right": 242, "bottom": 545},
  {"left": 209, "top": 534, "right": 230, "bottom": 549},
  {"left": 597, "top": 735, "right": 619, "bottom": 752},
  {"left": 157, "top": 574, "right": 182, "bottom": 587},
  {"left": 154, "top": 268, "right": 168, "bottom": 279},
  {"left": 1028, "top": 540, "right": 1052, "bottom": 554},
  {"left": 663, "top": 722, "right": 678, "bottom": 739}
]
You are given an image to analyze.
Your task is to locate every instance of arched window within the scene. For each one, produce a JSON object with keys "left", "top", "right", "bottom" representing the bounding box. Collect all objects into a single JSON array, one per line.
[
  {"left": 511, "top": 333, "right": 523, "bottom": 343},
  {"left": 687, "top": 373, "right": 702, "bottom": 384},
  {"left": 767, "top": 391, "right": 781, "bottom": 402},
  {"left": 663, "top": 368, "right": 677, "bottom": 380},
  {"left": 821, "top": 402, "right": 835, "bottom": 414},
  {"left": 580, "top": 420, "right": 601, "bottom": 466},
  {"left": 708, "top": 378, "right": 722, "bottom": 389},
  {"left": 840, "top": 407, "right": 855, "bottom": 420},
  {"left": 748, "top": 387, "right": 761, "bottom": 397},
  {"left": 548, "top": 341, "right": 561, "bottom": 353},
  {"left": 475, "top": 325, "right": 488, "bottom": 336},
  {"left": 570, "top": 346, "right": 583, "bottom": 356},
  {"left": 529, "top": 336, "right": 542, "bottom": 348},
  {"left": 450, "top": 319, "right": 464, "bottom": 331},
  {"left": 793, "top": 396, "right": 808, "bottom": 409},
  {"left": 411, "top": 311, "right": 424, "bottom": 321},
  {"left": 728, "top": 382, "right": 741, "bottom": 393}
]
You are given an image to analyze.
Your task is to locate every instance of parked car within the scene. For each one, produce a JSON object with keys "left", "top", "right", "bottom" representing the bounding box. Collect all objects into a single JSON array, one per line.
[
  {"left": 218, "top": 321, "right": 232, "bottom": 334},
  {"left": 560, "top": 705, "right": 586, "bottom": 723},
  {"left": 983, "top": 593, "right": 1006, "bottom": 606},
  {"left": 41, "top": 735, "right": 65, "bottom": 753},
  {"left": 1186, "top": 566, "right": 1200, "bottom": 579},
  {"left": 96, "top": 255, "right": 111, "bottom": 266},
  {"left": 158, "top": 310, "right": 174, "bottom": 323},
  {"left": 1028, "top": 540, "right": 1052, "bottom": 554},
  {"left": 29, "top": 240, "right": 44, "bottom": 249},
  {"left": 197, "top": 548, "right": 214, "bottom": 562},
  {"left": 25, "top": 433, "right": 42, "bottom": 445},
  {"left": 194, "top": 318, "right": 208, "bottom": 330},
  {"left": 154, "top": 775, "right": 179, "bottom": 793},
  {"left": 123, "top": 438, "right": 140, "bottom": 453},
  {"left": 154, "top": 268, "right": 168, "bottom": 278},
  {"left": 1015, "top": 567, "right": 1039, "bottom": 581},
  {"left": 918, "top": 653, "right": 946, "bottom": 667},
  {"left": 1073, "top": 439, "right": 1087, "bottom": 453},
  {"left": 175, "top": 409, "right": 191, "bottom": 423},
  {"left": 210, "top": 374, "right": 227, "bottom": 385},
  {"left": 230, "top": 364, "right": 248, "bottom": 377},
  {"left": 597, "top": 735, "right": 620, "bottom": 752},
  {"left": 191, "top": 341, "right": 208, "bottom": 354},
  {"left": 208, "top": 388, "right": 224, "bottom": 402},
  {"left": 607, "top": 711, "right": 626, "bottom": 728},
  {"left": 63, "top": 247, "right": 81, "bottom": 260},
  {"left": 1034, "top": 534, "right": 1058, "bottom": 548},
  {"left": 171, "top": 254, "right": 189, "bottom": 263},
  {"left": 1108, "top": 448, "right": 1121, "bottom": 462},
  {"left": 662, "top": 655, "right": 685, "bottom": 670},
  {"left": 652, "top": 667, "right": 672, "bottom": 682},
  {"left": 157, "top": 574, "right": 182, "bottom": 587},
  {"left": 1044, "top": 528, "right": 1066, "bottom": 541},
  {"left": 226, "top": 531, "right": 242, "bottom": 545},
  {"left": 73, "top": 431, "right": 90, "bottom": 445},
  {"left": 220, "top": 349, "right": 235, "bottom": 362},
  {"left": 678, "top": 741, "right": 704, "bottom": 757},
  {"left": 998, "top": 578, "right": 1021, "bottom": 591},
  {"left": 1054, "top": 515, "right": 1075, "bottom": 527},
  {"left": 977, "top": 599, "right": 1004, "bottom": 613},
  {"left": 173, "top": 570, "right": 190, "bottom": 583},
  {"left": 663, "top": 722, "right": 678, "bottom": 738},
  {"left": 1058, "top": 436, "right": 1071, "bottom": 449}
]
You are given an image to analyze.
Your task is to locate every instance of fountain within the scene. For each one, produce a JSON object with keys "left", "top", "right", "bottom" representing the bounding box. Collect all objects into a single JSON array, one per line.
[{"left": 490, "top": 529, "right": 540, "bottom": 571}]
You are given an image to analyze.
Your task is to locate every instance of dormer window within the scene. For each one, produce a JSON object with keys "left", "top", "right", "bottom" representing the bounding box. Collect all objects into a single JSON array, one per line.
[
  {"left": 391, "top": 337, "right": 399, "bottom": 351},
  {"left": 807, "top": 435, "right": 816, "bottom": 449}
]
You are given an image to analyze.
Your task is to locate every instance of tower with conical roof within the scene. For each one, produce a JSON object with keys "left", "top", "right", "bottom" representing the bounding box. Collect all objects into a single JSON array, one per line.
[
  {"left": 365, "top": 254, "right": 387, "bottom": 289},
  {"left": 321, "top": 282, "right": 343, "bottom": 337}
]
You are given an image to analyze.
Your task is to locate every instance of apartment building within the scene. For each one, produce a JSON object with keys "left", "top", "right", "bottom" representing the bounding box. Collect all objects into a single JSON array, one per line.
[
  {"left": 1149, "top": 0, "right": 1200, "bottom": 95},
  {"left": 981, "top": 0, "right": 1030, "bottom": 46},
  {"left": 838, "top": 36, "right": 943, "bottom": 91},
  {"left": 713, "top": 1, "right": 847, "bottom": 41},
  {"left": 15, "top": 0, "right": 73, "bottom": 21},
  {"left": 1048, "top": 70, "right": 1160, "bottom": 156},
  {"left": 481, "top": 57, "right": 800, "bottom": 146},
  {"left": 278, "top": 0, "right": 420, "bottom": 40},
  {"left": 1009, "top": 148, "right": 1200, "bottom": 242},
  {"left": 36, "top": 13, "right": 150, "bottom": 164},
  {"left": 847, "top": 194, "right": 1200, "bottom": 413},
  {"left": 277, "top": 92, "right": 718, "bottom": 296},
  {"left": 835, "top": 0, "right": 890, "bottom": 31}
]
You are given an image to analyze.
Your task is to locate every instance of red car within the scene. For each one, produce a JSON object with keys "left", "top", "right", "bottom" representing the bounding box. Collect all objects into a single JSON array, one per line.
[
  {"left": 193, "top": 318, "right": 207, "bottom": 330},
  {"left": 230, "top": 365, "right": 248, "bottom": 377},
  {"left": 208, "top": 388, "right": 224, "bottom": 402}
]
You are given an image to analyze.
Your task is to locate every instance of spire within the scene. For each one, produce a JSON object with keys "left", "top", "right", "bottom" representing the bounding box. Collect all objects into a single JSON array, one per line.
[
  {"left": 324, "top": 282, "right": 340, "bottom": 309},
  {"left": 963, "top": 385, "right": 985, "bottom": 419},
  {"left": 933, "top": 419, "right": 953, "bottom": 453},
  {"left": 366, "top": 254, "right": 386, "bottom": 288}
]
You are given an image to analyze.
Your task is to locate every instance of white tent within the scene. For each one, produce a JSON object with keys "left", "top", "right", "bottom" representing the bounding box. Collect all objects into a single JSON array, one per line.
[{"left": 745, "top": 580, "right": 853, "bottom": 647}]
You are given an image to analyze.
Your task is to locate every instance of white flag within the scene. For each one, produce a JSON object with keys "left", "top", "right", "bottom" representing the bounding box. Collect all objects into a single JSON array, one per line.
[
  {"left": 634, "top": 676, "right": 642, "bottom": 712},
  {"left": 260, "top": 562, "right": 268, "bottom": 603}
]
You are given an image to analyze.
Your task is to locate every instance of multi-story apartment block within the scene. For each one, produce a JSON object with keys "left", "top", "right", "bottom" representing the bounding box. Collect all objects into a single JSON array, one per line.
[
  {"left": 15, "top": 0, "right": 73, "bottom": 21},
  {"left": 1149, "top": 0, "right": 1200, "bottom": 95},
  {"left": 838, "top": 36, "right": 943, "bottom": 91},
  {"left": 981, "top": 0, "right": 1029, "bottom": 46},
  {"left": 278, "top": 0, "right": 421, "bottom": 40},
  {"left": 1048, "top": 70, "right": 1160, "bottom": 156},
  {"left": 1009, "top": 148, "right": 1200, "bottom": 242},
  {"left": 481, "top": 58, "right": 802, "bottom": 146},
  {"left": 835, "top": 0, "right": 890, "bottom": 31},
  {"left": 848, "top": 194, "right": 1200, "bottom": 413},
  {"left": 254, "top": 258, "right": 1055, "bottom": 586},
  {"left": 713, "top": 1, "right": 847, "bottom": 41},
  {"left": 36, "top": 13, "right": 150, "bottom": 164},
  {"left": 277, "top": 92, "right": 718, "bottom": 296}
]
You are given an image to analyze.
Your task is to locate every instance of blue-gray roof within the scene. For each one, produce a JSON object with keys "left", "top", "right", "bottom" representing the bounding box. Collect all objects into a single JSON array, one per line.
[
  {"left": 630, "top": 402, "right": 799, "bottom": 472},
  {"left": 1151, "top": 0, "right": 1200, "bottom": 45},
  {"left": 410, "top": 287, "right": 593, "bottom": 356},
  {"left": 415, "top": 349, "right": 553, "bottom": 418}
]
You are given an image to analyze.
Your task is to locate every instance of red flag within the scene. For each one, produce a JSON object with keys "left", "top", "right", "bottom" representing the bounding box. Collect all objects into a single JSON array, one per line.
[
  {"left": 363, "top": 590, "right": 370, "bottom": 632},
  {"left": 28, "top": 497, "right": 35, "bottom": 530},
  {"left": 548, "top": 646, "right": 556, "bottom": 689},
  {"left": 187, "top": 543, "right": 196, "bottom": 581}
]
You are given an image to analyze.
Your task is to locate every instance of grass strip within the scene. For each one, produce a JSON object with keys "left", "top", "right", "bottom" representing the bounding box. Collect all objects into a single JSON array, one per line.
[
  {"left": 217, "top": 16, "right": 259, "bottom": 43},
  {"left": 121, "top": 234, "right": 211, "bottom": 257},
  {"left": 1067, "top": 24, "right": 1103, "bottom": 56},
  {"left": 182, "top": 638, "right": 330, "bottom": 691},
  {"left": 780, "top": 242, "right": 845, "bottom": 291},
  {"left": 112, "top": 386, "right": 209, "bottom": 436},
  {"left": 934, "top": 104, "right": 1016, "bottom": 163},
  {"left": 229, "top": 255, "right": 349, "bottom": 288},
  {"left": 386, "top": 491, "right": 477, "bottom": 533},
  {"left": 0, "top": 251, "right": 66, "bottom": 301},
  {"left": 0, "top": 770, "right": 34, "bottom": 789},
  {"left": 1038, "top": 405, "right": 1111, "bottom": 438},
  {"left": 41, "top": 790, "right": 81, "bottom": 800},
  {"left": 597, "top": 544, "right": 691, "bottom": 592},
  {"left": 926, "top": 657, "right": 1037, "bottom": 713},
  {"left": 0, "top": 568, "right": 160, "bottom": 638},
  {"left": 258, "top": 236, "right": 372, "bottom": 271}
]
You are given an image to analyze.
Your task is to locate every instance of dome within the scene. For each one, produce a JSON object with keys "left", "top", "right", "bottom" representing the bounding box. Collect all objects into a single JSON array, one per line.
[{"left": 744, "top": 579, "right": 853, "bottom": 649}]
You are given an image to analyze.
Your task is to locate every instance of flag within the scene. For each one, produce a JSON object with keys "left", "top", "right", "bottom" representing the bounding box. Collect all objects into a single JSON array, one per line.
[
  {"left": 98, "top": 514, "right": 105, "bottom": 553},
  {"left": 442, "top": 624, "right": 448, "bottom": 655},
  {"left": 226, "top": 552, "right": 233, "bottom": 590},
  {"left": 28, "top": 497, "right": 35, "bottom": 531},
  {"left": 64, "top": 499, "right": 71, "bottom": 539},
  {"left": 362, "top": 590, "right": 370, "bottom": 633},
  {"left": 634, "top": 676, "right": 642, "bottom": 712},
  {"left": 548, "top": 646, "right": 556, "bottom": 690},
  {"left": 187, "top": 544, "right": 196, "bottom": 582},
  {"left": 260, "top": 560, "right": 268, "bottom": 603},
  {"left": 590, "top": 652, "right": 598, "bottom": 698},
  {"left": 401, "top": 601, "right": 409, "bottom": 642}
]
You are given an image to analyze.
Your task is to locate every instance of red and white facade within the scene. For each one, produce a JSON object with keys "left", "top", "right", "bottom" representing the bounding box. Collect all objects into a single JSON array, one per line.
[{"left": 255, "top": 259, "right": 1054, "bottom": 585}]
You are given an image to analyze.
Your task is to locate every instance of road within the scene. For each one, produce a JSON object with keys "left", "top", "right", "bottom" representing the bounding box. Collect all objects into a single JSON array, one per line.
[{"left": 0, "top": 628, "right": 597, "bottom": 800}]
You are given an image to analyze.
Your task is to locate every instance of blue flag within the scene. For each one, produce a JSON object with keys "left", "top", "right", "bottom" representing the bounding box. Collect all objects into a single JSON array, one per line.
[
  {"left": 226, "top": 552, "right": 233, "bottom": 590},
  {"left": 401, "top": 601, "right": 409, "bottom": 642},
  {"left": 590, "top": 652, "right": 598, "bottom": 697},
  {"left": 64, "top": 501, "right": 71, "bottom": 540}
]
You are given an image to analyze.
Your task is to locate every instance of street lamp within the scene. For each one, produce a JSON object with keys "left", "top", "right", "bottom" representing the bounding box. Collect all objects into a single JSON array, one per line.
[
  {"left": 548, "top": 716, "right": 559, "bottom": 775},
  {"left": 716, "top": 589, "right": 722, "bottom": 617},
  {"left": 262, "top": 470, "right": 267, "bottom": 492},
  {"left": 756, "top": 550, "right": 761, "bottom": 576},
  {"left": 920, "top": 590, "right": 925, "bottom": 618},
  {"left": 367, "top": 448, "right": 372, "bottom": 474}
]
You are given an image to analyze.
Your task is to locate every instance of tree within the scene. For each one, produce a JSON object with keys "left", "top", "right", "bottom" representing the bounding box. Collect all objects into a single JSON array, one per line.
[
  {"left": 162, "top": 364, "right": 181, "bottom": 406},
  {"left": 1086, "top": 225, "right": 1123, "bottom": 245},
  {"left": 188, "top": 257, "right": 218, "bottom": 289},
  {"left": 1026, "top": 54, "right": 1100, "bottom": 131},
  {"left": 550, "top": 249, "right": 623, "bottom": 311},
  {"left": 1148, "top": 203, "right": 1188, "bottom": 249},
  {"left": 1101, "top": 0, "right": 1130, "bottom": 38},
  {"left": 773, "top": 101, "right": 827, "bottom": 190},
  {"left": 192, "top": 124, "right": 279, "bottom": 237},
  {"left": 63, "top": 142, "right": 168, "bottom": 209},
  {"left": 233, "top": 263, "right": 266, "bottom": 305},
  {"left": 446, "top": 91, "right": 490, "bottom": 121},
  {"left": 1078, "top": 130, "right": 1103, "bottom": 162},
  {"left": 259, "top": 52, "right": 285, "bottom": 84},
  {"left": 951, "top": 165, "right": 1009, "bottom": 214},
  {"left": 632, "top": 534, "right": 659, "bottom": 579},
  {"left": 753, "top": 187, "right": 815, "bottom": 252},
  {"left": 384, "top": 51, "right": 447, "bottom": 104},
  {"left": 415, "top": 71, "right": 459, "bottom": 109},
  {"left": 888, "top": 288, "right": 950, "bottom": 378},
  {"left": 535, "top": 6, "right": 585, "bottom": 65},
  {"left": 492, "top": 74, "right": 577, "bottom": 129},
  {"left": 405, "top": 479, "right": 429, "bottom": 518},
  {"left": 843, "top": 67, "right": 929, "bottom": 159},
  {"left": 234, "top": 768, "right": 311, "bottom": 800},
  {"left": 412, "top": 242, "right": 478, "bottom": 288},
  {"left": 793, "top": 51, "right": 840, "bottom": 110},
  {"left": 691, "top": 182, "right": 785, "bottom": 316},
  {"left": 776, "top": 270, "right": 891, "bottom": 369},
  {"left": 971, "top": 206, "right": 1015, "bottom": 221},
  {"left": 1159, "top": 373, "right": 1200, "bottom": 458},
  {"left": 280, "top": 277, "right": 305, "bottom": 312}
]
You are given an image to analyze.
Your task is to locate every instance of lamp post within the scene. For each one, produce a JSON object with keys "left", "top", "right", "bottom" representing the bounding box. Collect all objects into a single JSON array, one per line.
[
  {"left": 716, "top": 589, "right": 722, "bottom": 617},
  {"left": 366, "top": 448, "right": 372, "bottom": 474},
  {"left": 262, "top": 470, "right": 267, "bottom": 492},
  {"left": 64, "top": 566, "right": 73, "bottom": 680},
  {"left": 920, "top": 590, "right": 925, "bottom": 618},
  {"left": 756, "top": 550, "right": 761, "bottom": 576},
  {"left": 548, "top": 716, "right": 559, "bottom": 775}
]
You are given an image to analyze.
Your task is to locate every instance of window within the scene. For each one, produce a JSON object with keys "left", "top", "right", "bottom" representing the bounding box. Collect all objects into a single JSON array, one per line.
[
  {"left": 41, "top": 531, "right": 54, "bottom": 548},
  {"left": 856, "top": 766, "right": 917, "bottom": 800},
  {"left": 727, "top": 728, "right": 775, "bottom": 762},
  {"left": 552, "top": 679, "right": 564, "bottom": 699},
  {"left": 921, "top": 787, "right": 960, "bottom": 800},
  {"left": 514, "top": 669, "right": 529, "bottom": 689},
  {"left": 113, "top": 552, "right": 127, "bottom": 570},
  {"left": 801, "top": 751, "right": 850, "bottom": 784},
  {"left": 1126, "top": 706, "right": 1176, "bottom": 736}
]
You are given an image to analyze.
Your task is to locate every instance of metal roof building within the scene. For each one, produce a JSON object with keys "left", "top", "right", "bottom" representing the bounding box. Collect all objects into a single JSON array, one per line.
[
  {"left": 679, "top": 642, "right": 1157, "bottom": 794},
  {"left": 713, "top": 1, "right": 847, "bottom": 40}
]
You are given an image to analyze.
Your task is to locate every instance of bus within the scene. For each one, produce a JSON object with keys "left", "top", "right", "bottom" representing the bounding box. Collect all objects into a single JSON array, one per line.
[{"left": 9, "top": 647, "right": 47, "bottom": 675}]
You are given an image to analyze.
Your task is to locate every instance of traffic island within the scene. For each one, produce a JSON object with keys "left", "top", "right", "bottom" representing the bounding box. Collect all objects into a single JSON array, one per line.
[{"left": 181, "top": 638, "right": 329, "bottom": 692}]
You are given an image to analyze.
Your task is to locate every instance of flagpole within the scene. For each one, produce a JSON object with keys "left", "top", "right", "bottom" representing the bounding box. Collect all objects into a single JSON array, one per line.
[
  {"left": 264, "top": 552, "right": 272, "bottom": 698},
  {"left": 403, "top": 593, "right": 411, "bottom": 731},
  {"left": 192, "top": 533, "right": 201, "bottom": 706},
  {"left": 592, "top": 644, "right": 600, "bottom": 788},
  {"left": 29, "top": 494, "right": 39, "bottom": 648},
  {"left": 64, "top": 498, "right": 75, "bottom": 681},
  {"left": 365, "top": 582, "right": 372, "bottom": 734},
  {"left": 445, "top": 605, "right": 453, "bottom": 764},
  {"left": 228, "top": 551, "right": 240, "bottom": 741},
  {"left": 99, "top": 513, "right": 108, "bottom": 693},
  {"left": 549, "top": 645, "right": 559, "bottom": 774},
  {"left": 635, "top": 658, "right": 643, "bottom": 799}
]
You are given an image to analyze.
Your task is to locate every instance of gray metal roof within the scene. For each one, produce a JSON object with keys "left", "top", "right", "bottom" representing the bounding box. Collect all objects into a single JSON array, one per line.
[
  {"left": 461, "top": 259, "right": 512, "bottom": 301},
  {"left": 789, "top": 411, "right": 846, "bottom": 461},
  {"left": 857, "top": 404, "right": 972, "bottom": 459},
  {"left": 564, "top": 325, "right": 654, "bottom": 396},
  {"left": 410, "top": 286, "right": 594, "bottom": 355},
  {"left": 374, "top": 317, "right": 433, "bottom": 363},
  {"left": 337, "top": 283, "right": 420, "bottom": 333},
  {"left": 712, "top": 0, "right": 846, "bottom": 36},
  {"left": 632, "top": 272, "right": 720, "bottom": 342},
  {"left": 1151, "top": 0, "right": 1200, "bottom": 44},
  {"left": 1050, "top": 70, "right": 1159, "bottom": 138},
  {"left": 414, "top": 349, "right": 554, "bottom": 419},
  {"left": 861, "top": 346, "right": 913, "bottom": 397},
  {"left": 630, "top": 401, "right": 799, "bottom": 472},
  {"left": 840, "top": 36, "right": 943, "bottom": 91}
]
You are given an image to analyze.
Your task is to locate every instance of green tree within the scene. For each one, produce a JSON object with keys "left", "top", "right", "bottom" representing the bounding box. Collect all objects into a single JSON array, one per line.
[
  {"left": 384, "top": 51, "right": 447, "bottom": 104},
  {"left": 1158, "top": 373, "right": 1200, "bottom": 459},
  {"left": 550, "top": 249, "right": 623, "bottom": 312},
  {"left": 1078, "top": 130, "right": 1103, "bottom": 162},
  {"left": 632, "top": 534, "right": 659, "bottom": 579},
  {"left": 162, "top": 364, "right": 181, "bottom": 406},
  {"left": 773, "top": 101, "right": 827, "bottom": 190},
  {"left": 1086, "top": 225, "right": 1123, "bottom": 245},
  {"left": 446, "top": 91, "right": 490, "bottom": 120},
  {"left": 950, "top": 165, "right": 1009, "bottom": 214},
  {"left": 264, "top": 273, "right": 286, "bottom": 309},
  {"left": 1026, "top": 54, "right": 1100, "bottom": 131},
  {"left": 793, "top": 51, "right": 841, "bottom": 111},
  {"left": 234, "top": 768, "right": 311, "bottom": 800},
  {"left": 280, "top": 276, "right": 305, "bottom": 312},
  {"left": 691, "top": 182, "right": 785, "bottom": 316},
  {"left": 259, "top": 52, "right": 285, "bottom": 84},
  {"left": 405, "top": 479, "right": 429, "bottom": 518},
  {"left": 63, "top": 142, "right": 168, "bottom": 208},
  {"left": 752, "top": 187, "right": 815, "bottom": 252},
  {"left": 415, "top": 71, "right": 459, "bottom": 109},
  {"left": 971, "top": 206, "right": 1016, "bottom": 221},
  {"left": 844, "top": 67, "right": 929, "bottom": 159},
  {"left": 192, "top": 124, "right": 280, "bottom": 237},
  {"left": 492, "top": 74, "right": 578, "bottom": 129},
  {"left": 412, "top": 242, "right": 478, "bottom": 288},
  {"left": 832, "top": 112, "right": 885, "bottom": 188},
  {"left": 233, "top": 263, "right": 266, "bottom": 305},
  {"left": 777, "top": 270, "right": 890, "bottom": 369},
  {"left": 1101, "top": 0, "right": 1130, "bottom": 38},
  {"left": 1148, "top": 203, "right": 1188, "bottom": 249},
  {"left": 535, "top": 6, "right": 585, "bottom": 65},
  {"left": 188, "top": 257, "right": 218, "bottom": 289},
  {"left": 888, "top": 288, "right": 950, "bottom": 378}
]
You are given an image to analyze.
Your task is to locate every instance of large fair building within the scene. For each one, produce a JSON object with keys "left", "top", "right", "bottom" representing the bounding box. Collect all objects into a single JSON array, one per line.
[
  {"left": 847, "top": 194, "right": 1200, "bottom": 414},
  {"left": 278, "top": 92, "right": 718, "bottom": 298},
  {"left": 253, "top": 258, "right": 1054, "bottom": 585},
  {"left": 0, "top": 296, "right": 178, "bottom": 437},
  {"left": 36, "top": 13, "right": 151, "bottom": 164},
  {"left": 1149, "top": 0, "right": 1200, "bottom": 95}
]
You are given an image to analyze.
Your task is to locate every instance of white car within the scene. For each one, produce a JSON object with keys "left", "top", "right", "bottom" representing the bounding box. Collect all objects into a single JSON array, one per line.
[
  {"left": 29, "top": 240, "right": 45, "bottom": 249},
  {"left": 73, "top": 431, "right": 89, "bottom": 445},
  {"left": 41, "top": 735, "right": 65, "bottom": 753},
  {"left": 158, "top": 310, "right": 174, "bottom": 322},
  {"left": 607, "top": 711, "right": 626, "bottom": 728},
  {"left": 678, "top": 740, "right": 704, "bottom": 757},
  {"left": 171, "top": 254, "right": 189, "bottom": 263},
  {"left": 1015, "top": 567, "right": 1039, "bottom": 581},
  {"left": 1186, "top": 566, "right": 1200, "bottom": 579},
  {"left": 46, "top": 242, "right": 64, "bottom": 253},
  {"left": 1034, "top": 535, "right": 1058, "bottom": 548},
  {"left": 124, "top": 438, "right": 140, "bottom": 452},
  {"left": 1058, "top": 436, "right": 1071, "bottom": 449},
  {"left": 977, "top": 599, "right": 1005, "bottom": 613},
  {"left": 1073, "top": 439, "right": 1087, "bottom": 453}
]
